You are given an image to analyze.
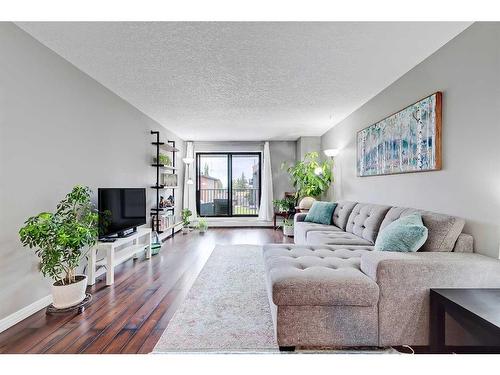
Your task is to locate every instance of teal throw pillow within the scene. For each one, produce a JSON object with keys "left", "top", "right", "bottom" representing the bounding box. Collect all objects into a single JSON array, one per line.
[
  {"left": 304, "top": 201, "right": 337, "bottom": 225},
  {"left": 375, "top": 213, "right": 428, "bottom": 252}
]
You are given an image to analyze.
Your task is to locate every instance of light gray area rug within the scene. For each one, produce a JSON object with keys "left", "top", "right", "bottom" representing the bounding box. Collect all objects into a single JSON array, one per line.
[
  {"left": 153, "top": 244, "right": 397, "bottom": 354},
  {"left": 153, "top": 244, "right": 277, "bottom": 353}
]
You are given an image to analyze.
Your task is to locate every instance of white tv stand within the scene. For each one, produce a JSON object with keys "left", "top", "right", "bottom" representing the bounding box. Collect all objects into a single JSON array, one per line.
[{"left": 87, "top": 227, "right": 152, "bottom": 286}]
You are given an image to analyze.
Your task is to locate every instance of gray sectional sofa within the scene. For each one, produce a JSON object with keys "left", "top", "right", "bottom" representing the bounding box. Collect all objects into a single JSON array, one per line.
[{"left": 263, "top": 201, "right": 500, "bottom": 350}]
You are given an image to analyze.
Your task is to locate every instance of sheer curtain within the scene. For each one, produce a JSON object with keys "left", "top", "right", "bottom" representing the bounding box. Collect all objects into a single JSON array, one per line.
[
  {"left": 258, "top": 141, "right": 274, "bottom": 221},
  {"left": 183, "top": 141, "right": 197, "bottom": 217}
]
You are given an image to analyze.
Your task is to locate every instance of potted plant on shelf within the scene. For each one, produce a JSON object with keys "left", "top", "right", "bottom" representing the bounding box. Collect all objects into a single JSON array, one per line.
[
  {"left": 19, "top": 185, "right": 98, "bottom": 309},
  {"left": 181, "top": 208, "right": 192, "bottom": 234},
  {"left": 282, "top": 218, "right": 294, "bottom": 237},
  {"left": 197, "top": 217, "right": 208, "bottom": 234},
  {"left": 154, "top": 153, "right": 171, "bottom": 166},
  {"left": 283, "top": 151, "right": 332, "bottom": 211}
]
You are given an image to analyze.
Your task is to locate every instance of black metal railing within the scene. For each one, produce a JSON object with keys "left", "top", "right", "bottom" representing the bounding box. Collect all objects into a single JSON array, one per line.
[{"left": 199, "top": 188, "right": 260, "bottom": 216}]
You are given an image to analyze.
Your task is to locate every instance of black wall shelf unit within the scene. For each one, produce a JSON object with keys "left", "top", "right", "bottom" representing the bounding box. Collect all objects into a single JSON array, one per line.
[{"left": 151, "top": 130, "right": 179, "bottom": 237}]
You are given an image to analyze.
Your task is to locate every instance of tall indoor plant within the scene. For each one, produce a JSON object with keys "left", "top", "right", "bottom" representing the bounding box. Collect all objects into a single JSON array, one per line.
[
  {"left": 284, "top": 152, "right": 332, "bottom": 210},
  {"left": 19, "top": 185, "right": 98, "bottom": 309}
]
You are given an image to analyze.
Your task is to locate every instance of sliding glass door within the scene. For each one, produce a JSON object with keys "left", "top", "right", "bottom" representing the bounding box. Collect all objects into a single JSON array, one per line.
[{"left": 196, "top": 153, "right": 261, "bottom": 217}]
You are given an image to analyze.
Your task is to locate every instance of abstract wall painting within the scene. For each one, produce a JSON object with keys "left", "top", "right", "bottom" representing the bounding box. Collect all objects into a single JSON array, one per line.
[{"left": 357, "top": 92, "right": 442, "bottom": 177}]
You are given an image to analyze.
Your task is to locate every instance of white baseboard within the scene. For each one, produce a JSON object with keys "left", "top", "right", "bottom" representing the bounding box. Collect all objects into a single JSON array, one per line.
[
  {"left": 0, "top": 295, "right": 52, "bottom": 333},
  {"left": 203, "top": 218, "right": 273, "bottom": 227}
]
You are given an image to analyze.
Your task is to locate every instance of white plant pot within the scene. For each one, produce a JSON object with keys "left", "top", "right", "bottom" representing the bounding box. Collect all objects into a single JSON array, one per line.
[
  {"left": 51, "top": 275, "right": 87, "bottom": 309},
  {"left": 298, "top": 196, "right": 316, "bottom": 211},
  {"left": 199, "top": 229, "right": 207, "bottom": 234},
  {"left": 182, "top": 227, "right": 189, "bottom": 234},
  {"left": 283, "top": 225, "right": 294, "bottom": 237}
]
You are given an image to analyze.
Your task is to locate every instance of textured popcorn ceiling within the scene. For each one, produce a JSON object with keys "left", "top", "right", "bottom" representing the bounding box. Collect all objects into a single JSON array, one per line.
[{"left": 17, "top": 22, "right": 470, "bottom": 141}]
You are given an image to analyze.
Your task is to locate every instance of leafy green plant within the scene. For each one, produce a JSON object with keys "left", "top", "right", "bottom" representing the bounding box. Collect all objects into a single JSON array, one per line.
[
  {"left": 181, "top": 208, "right": 192, "bottom": 227},
  {"left": 19, "top": 186, "right": 99, "bottom": 285},
  {"left": 154, "top": 153, "right": 171, "bottom": 166},
  {"left": 158, "top": 154, "right": 171, "bottom": 166},
  {"left": 273, "top": 197, "right": 296, "bottom": 213},
  {"left": 283, "top": 152, "right": 332, "bottom": 198},
  {"left": 197, "top": 217, "right": 208, "bottom": 232}
]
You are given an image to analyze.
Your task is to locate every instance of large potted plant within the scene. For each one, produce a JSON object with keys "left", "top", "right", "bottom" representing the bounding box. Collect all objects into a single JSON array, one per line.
[
  {"left": 19, "top": 185, "right": 98, "bottom": 309},
  {"left": 284, "top": 152, "right": 332, "bottom": 210}
]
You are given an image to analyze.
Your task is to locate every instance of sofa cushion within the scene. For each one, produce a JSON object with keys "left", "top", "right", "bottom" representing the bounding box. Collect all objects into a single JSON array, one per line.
[
  {"left": 380, "top": 207, "right": 465, "bottom": 252},
  {"left": 375, "top": 213, "right": 428, "bottom": 252},
  {"left": 307, "top": 230, "right": 373, "bottom": 246},
  {"left": 345, "top": 203, "right": 391, "bottom": 243},
  {"left": 263, "top": 244, "right": 379, "bottom": 307},
  {"left": 305, "top": 201, "right": 337, "bottom": 225},
  {"left": 332, "top": 201, "right": 358, "bottom": 230},
  {"left": 293, "top": 221, "right": 342, "bottom": 245}
]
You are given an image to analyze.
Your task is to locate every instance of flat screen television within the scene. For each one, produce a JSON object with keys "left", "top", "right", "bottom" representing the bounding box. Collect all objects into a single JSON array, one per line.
[{"left": 98, "top": 188, "right": 146, "bottom": 238}]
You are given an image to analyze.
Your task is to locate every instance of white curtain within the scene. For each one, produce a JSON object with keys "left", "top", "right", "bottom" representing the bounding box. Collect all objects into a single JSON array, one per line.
[
  {"left": 258, "top": 141, "right": 274, "bottom": 221},
  {"left": 183, "top": 141, "right": 197, "bottom": 217}
]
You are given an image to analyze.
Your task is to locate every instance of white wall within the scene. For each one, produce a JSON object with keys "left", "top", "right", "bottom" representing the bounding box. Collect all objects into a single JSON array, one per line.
[
  {"left": 321, "top": 22, "right": 500, "bottom": 258},
  {"left": 0, "top": 23, "right": 185, "bottom": 321}
]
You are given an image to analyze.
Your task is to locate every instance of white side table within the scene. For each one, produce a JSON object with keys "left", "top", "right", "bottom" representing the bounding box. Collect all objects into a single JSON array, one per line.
[{"left": 87, "top": 227, "right": 152, "bottom": 286}]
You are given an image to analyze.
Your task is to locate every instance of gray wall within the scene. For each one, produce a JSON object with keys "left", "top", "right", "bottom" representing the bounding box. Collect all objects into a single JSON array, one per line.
[
  {"left": 269, "top": 141, "right": 296, "bottom": 199},
  {"left": 296, "top": 136, "right": 321, "bottom": 161},
  {"left": 0, "top": 23, "right": 185, "bottom": 321},
  {"left": 193, "top": 141, "right": 296, "bottom": 202},
  {"left": 321, "top": 22, "right": 500, "bottom": 258}
]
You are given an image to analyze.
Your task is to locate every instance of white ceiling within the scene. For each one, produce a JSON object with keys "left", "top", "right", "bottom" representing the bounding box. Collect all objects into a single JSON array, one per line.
[{"left": 17, "top": 22, "right": 471, "bottom": 141}]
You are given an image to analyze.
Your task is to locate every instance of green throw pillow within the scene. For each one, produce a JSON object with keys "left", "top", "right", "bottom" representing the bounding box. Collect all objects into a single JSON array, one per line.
[
  {"left": 375, "top": 213, "right": 428, "bottom": 252},
  {"left": 304, "top": 201, "right": 337, "bottom": 225}
]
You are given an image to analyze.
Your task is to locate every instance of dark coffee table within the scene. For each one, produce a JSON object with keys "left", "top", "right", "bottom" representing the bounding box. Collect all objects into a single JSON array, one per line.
[{"left": 430, "top": 288, "right": 500, "bottom": 353}]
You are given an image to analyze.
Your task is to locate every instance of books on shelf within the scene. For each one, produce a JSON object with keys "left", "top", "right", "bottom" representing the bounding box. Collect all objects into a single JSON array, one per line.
[{"left": 152, "top": 213, "right": 179, "bottom": 232}]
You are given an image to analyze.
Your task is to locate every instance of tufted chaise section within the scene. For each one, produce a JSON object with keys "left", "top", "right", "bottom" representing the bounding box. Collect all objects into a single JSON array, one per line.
[
  {"left": 263, "top": 244, "right": 379, "bottom": 347},
  {"left": 263, "top": 244, "right": 378, "bottom": 306},
  {"left": 345, "top": 203, "right": 391, "bottom": 243}
]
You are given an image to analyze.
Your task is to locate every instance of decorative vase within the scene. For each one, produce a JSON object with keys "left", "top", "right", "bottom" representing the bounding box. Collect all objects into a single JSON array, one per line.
[
  {"left": 298, "top": 196, "right": 316, "bottom": 211},
  {"left": 182, "top": 226, "right": 189, "bottom": 235},
  {"left": 51, "top": 275, "right": 88, "bottom": 309}
]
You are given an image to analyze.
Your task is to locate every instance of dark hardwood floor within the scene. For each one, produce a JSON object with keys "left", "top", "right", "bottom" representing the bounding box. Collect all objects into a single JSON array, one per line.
[{"left": 0, "top": 228, "right": 293, "bottom": 354}]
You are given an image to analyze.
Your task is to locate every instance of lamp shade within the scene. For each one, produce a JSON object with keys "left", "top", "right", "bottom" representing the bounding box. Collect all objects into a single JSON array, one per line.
[
  {"left": 182, "top": 157, "right": 194, "bottom": 165},
  {"left": 324, "top": 149, "right": 340, "bottom": 158}
]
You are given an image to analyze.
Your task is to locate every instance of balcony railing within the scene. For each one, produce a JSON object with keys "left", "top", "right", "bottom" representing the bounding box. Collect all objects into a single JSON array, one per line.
[{"left": 198, "top": 188, "right": 260, "bottom": 216}]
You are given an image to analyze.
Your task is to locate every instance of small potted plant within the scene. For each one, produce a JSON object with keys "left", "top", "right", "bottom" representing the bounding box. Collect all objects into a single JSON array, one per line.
[
  {"left": 197, "top": 218, "right": 208, "bottom": 234},
  {"left": 283, "top": 218, "right": 294, "bottom": 237},
  {"left": 19, "top": 186, "right": 98, "bottom": 309},
  {"left": 181, "top": 208, "right": 192, "bottom": 234},
  {"left": 273, "top": 197, "right": 296, "bottom": 213}
]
